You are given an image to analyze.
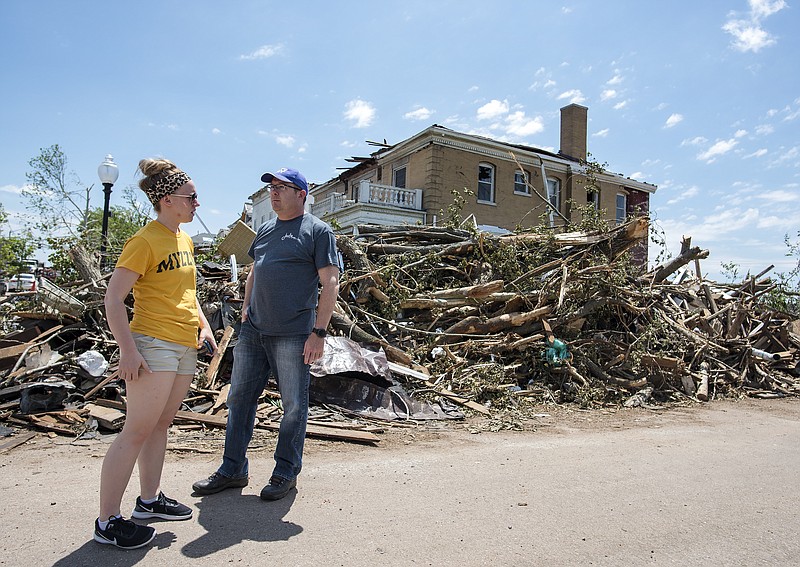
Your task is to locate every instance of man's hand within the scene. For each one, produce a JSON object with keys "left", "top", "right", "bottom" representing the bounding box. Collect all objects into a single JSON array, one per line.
[{"left": 304, "top": 333, "right": 325, "bottom": 365}]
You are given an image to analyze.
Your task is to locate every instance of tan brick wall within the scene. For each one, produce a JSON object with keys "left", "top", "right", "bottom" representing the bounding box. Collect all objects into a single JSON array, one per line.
[{"left": 312, "top": 130, "right": 649, "bottom": 235}]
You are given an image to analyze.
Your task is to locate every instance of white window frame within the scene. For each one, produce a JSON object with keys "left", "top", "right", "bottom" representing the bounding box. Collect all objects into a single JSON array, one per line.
[
  {"left": 547, "top": 178, "right": 561, "bottom": 226},
  {"left": 587, "top": 188, "right": 600, "bottom": 210},
  {"left": 615, "top": 193, "right": 627, "bottom": 225},
  {"left": 477, "top": 163, "right": 495, "bottom": 204},
  {"left": 514, "top": 170, "right": 531, "bottom": 196},
  {"left": 392, "top": 165, "right": 407, "bottom": 189}
]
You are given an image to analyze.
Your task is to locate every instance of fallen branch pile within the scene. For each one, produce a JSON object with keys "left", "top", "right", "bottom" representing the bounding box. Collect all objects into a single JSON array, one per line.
[
  {"left": 1, "top": 218, "right": 798, "bottom": 445},
  {"left": 331, "top": 219, "right": 799, "bottom": 421}
]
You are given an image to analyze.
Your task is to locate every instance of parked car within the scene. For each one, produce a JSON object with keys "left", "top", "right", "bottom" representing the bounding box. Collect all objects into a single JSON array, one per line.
[{"left": 7, "top": 273, "right": 37, "bottom": 292}]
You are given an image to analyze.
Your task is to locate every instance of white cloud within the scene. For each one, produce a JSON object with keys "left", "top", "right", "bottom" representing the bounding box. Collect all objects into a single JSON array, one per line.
[
  {"left": 404, "top": 107, "right": 433, "bottom": 121},
  {"left": 681, "top": 136, "right": 708, "bottom": 147},
  {"left": 756, "top": 214, "right": 796, "bottom": 230},
  {"left": 734, "top": 129, "right": 748, "bottom": 138},
  {"left": 0, "top": 184, "right": 25, "bottom": 195},
  {"left": 770, "top": 145, "right": 800, "bottom": 167},
  {"left": 607, "top": 72, "right": 623, "bottom": 85},
  {"left": 629, "top": 171, "right": 646, "bottom": 181},
  {"left": 613, "top": 100, "right": 628, "bottom": 110},
  {"left": 722, "top": 20, "right": 775, "bottom": 52},
  {"left": 744, "top": 148, "right": 768, "bottom": 158},
  {"left": 211, "top": 128, "right": 221, "bottom": 135},
  {"left": 666, "top": 185, "right": 699, "bottom": 205},
  {"left": 697, "top": 138, "right": 739, "bottom": 162},
  {"left": 240, "top": 44, "right": 285, "bottom": 60},
  {"left": 477, "top": 99, "right": 509, "bottom": 121},
  {"left": 755, "top": 124, "right": 774, "bottom": 135},
  {"left": 468, "top": 85, "right": 479, "bottom": 92},
  {"left": 750, "top": 0, "right": 787, "bottom": 19},
  {"left": 784, "top": 107, "right": 800, "bottom": 121},
  {"left": 600, "top": 89, "right": 617, "bottom": 101},
  {"left": 722, "top": 0, "right": 786, "bottom": 53},
  {"left": 759, "top": 189, "right": 797, "bottom": 203},
  {"left": 344, "top": 99, "right": 376, "bottom": 128},
  {"left": 556, "top": 89, "right": 586, "bottom": 103},
  {"left": 592, "top": 128, "right": 610, "bottom": 138},
  {"left": 665, "top": 113, "right": 684, "bottom": 128},
  {"left": 275, "top": 135, "right": 295, "bottom": 147},
  {"left": 702, "top": 207, "right": 760, "bottom": 235},
  {"left": 504, "top": 111, "right": 544, "bottom": 137}
]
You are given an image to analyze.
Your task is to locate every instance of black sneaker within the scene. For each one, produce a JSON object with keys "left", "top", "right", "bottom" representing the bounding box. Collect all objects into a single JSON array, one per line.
[
  {"left": 260, "top": 475, "right": 297, "bottom": 501},
  {"left": 192, "top": 471, "right": 249, "bottom": 495},
  {"left": 94, "top": 516, "right": 156, "bottom": 549},
  {"left": 132, "top": 492, "right": 193, "bottom": 521}
]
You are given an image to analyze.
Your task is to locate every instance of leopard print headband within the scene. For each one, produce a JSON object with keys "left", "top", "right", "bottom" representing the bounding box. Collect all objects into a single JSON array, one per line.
[{"left": 142, "top": 171, "right": 191, "bottom": 206}]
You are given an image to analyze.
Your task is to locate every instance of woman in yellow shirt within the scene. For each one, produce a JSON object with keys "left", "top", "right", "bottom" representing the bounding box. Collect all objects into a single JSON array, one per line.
[{"left": 94, "top": 158, "right": 217, "bottom": 549}]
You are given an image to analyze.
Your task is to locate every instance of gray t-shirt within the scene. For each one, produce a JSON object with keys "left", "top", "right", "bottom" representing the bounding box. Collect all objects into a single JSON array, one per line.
[{"left": 247, "top": 213, "right": 340, "bottom": 335}]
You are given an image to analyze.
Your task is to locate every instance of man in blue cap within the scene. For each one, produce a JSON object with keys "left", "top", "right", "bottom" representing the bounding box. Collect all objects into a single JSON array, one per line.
[{"left": 193, "top": 167, "right": 341, "bottom": 500}]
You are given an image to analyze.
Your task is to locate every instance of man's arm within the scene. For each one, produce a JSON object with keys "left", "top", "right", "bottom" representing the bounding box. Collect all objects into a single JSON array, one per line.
[
  {"left": 304, "top": 264, "right": 340, "bottom": 364},
  {"left": 241, "top": 268, "right": 255, "bottom": 322}
]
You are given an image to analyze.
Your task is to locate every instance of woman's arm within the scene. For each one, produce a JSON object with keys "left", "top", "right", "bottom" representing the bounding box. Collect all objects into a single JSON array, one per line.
[{"left": 104, "top": 267, "right": 150, "bottom": 381}]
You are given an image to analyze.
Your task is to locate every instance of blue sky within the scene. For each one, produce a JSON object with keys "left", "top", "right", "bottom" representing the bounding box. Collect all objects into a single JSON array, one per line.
[{"left": 1, "top": 1, "right": 797, "bottom": 281}]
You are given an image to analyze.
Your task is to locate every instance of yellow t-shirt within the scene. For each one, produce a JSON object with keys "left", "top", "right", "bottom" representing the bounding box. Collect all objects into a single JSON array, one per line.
[{"left": 116, "top": 221, "right": 199, "bottom": 348}]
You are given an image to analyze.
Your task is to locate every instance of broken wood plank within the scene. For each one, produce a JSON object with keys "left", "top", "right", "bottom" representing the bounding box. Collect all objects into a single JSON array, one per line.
[
  {"left": 205, "top": 325, "right": 235, "bottom": 390},
  {"left": 388, "top": 361, "right": 491, "bottom": 415},
  {"left": 85, "top": 403, "right": 125, "bottom": 430},
  {"left": 255, "top": 420, "right": 380, "bottom": 444},
  {"left": 0, "top": 432, "right": 36, "bottom": 453},
  {"left": 83, "top": 369, "right": 120, "bottom": 399}
]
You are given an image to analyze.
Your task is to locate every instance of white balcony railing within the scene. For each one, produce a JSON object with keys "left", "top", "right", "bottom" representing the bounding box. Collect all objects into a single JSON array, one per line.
[
  {"left": 357, "top": 180, "right": 423, "bottom": 210},
  {"left": 312, "top": 181, "right": 423, "bottom": 217}
]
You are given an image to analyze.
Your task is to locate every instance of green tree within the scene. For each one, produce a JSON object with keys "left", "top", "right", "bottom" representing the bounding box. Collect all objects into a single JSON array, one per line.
[
  {"left": 0, "top": 204, "right": 37, "bottom": 276},
  {"left": 47, "top": 187, "right": 152, "bottom": 282},
  {"left": 23, "top": 145, "right": 154, "bottom": 281},
  {"left": 23, "top": 144, "right": 93, "bottom": 240}
]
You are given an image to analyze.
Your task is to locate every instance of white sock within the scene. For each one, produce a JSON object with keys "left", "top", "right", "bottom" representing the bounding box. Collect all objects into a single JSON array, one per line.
[
  {"left": 98, "top": 515, "right": 121, "bottom": 530},
  {"left": 140, "top": 494, "right": 159, "bottom": 504}
]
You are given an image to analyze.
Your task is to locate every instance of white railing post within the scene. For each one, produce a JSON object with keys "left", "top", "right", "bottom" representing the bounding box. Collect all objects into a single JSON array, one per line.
[{"left": 358, "top": 180, "right": 370, "bottom": 203}]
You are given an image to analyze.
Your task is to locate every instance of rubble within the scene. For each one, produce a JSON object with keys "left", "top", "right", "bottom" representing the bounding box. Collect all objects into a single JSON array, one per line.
[{"left": 1, "top": 218, "right": 798, "bottom": 450}]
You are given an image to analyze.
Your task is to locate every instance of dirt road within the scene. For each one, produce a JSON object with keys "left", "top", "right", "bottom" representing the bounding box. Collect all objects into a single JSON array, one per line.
[{"left": 2, "top": 398, "right": 799, "bottom": 566}]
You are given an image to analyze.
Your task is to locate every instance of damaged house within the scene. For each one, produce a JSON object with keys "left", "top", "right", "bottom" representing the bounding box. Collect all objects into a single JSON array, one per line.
[{"left": 302, "top": 103, "right": 656, "bottom": 263}]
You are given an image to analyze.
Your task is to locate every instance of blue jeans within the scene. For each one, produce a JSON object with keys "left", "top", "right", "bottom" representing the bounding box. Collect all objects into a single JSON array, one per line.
[{"left": 218, "top": 319, "right": 310, "bottom": 481}]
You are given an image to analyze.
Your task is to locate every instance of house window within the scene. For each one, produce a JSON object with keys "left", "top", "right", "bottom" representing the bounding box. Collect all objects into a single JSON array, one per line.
[
  {"left": 547, "top": 178, "right": 560, "bottom": 226},
  {"left": 393, "top": 166, "right": 406, "bottom": 189},
  {"left": 478, "top": 163, "right": 495, "bottom": 203},
  {"left": 587, "top": 189, "right": 599, "bottom": 209},
  {"left": 514, "top": 170, "right": 530, "bottom": 195},
  {"left": 616, "top": 193, "right": 627, "bottom": 224}
]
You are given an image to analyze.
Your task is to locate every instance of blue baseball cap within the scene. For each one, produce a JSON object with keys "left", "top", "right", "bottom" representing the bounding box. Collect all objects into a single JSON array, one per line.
[{"left": 261, "top": 167, "right": 308, "bottom": 193}]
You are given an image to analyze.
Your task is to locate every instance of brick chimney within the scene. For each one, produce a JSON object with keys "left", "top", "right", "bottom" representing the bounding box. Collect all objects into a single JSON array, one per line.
[{"left": 559, "top": 103, "right": 588, "bottom": 162}]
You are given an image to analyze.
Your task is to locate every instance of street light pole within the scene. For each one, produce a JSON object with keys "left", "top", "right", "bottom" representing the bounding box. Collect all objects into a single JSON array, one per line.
[{"left": 97, "top": 155, "right": 119, "bottom": 270}]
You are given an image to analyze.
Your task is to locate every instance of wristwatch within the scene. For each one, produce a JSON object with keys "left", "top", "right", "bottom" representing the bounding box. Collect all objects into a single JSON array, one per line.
[{"left": 311, "top": 327, "right": 327, "bottom": 338}]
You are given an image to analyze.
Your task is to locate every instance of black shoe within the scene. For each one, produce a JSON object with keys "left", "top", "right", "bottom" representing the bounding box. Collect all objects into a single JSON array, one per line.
[
  {"left": 192, "top": 471, "right": 249, "bottom": 495},
  {"left": 260, "top": 475, "right": 297, "bottom": 501},
  {"left": 94, "top": 516, "right": 156, "bottom": 549},
  {"left": 132, "top": 491, "right": 193, "bottom": 521}
]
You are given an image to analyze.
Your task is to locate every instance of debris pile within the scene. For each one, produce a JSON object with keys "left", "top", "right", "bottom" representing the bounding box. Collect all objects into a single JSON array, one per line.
[
  {"left": 332, "top": 220, "right": 799, "bottom": 429},
  {"left": 1, "top": 218, "right": 799, "bottom": 448}
]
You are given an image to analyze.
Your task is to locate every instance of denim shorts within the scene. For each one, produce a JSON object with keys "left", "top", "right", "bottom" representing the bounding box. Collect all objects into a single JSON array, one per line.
[{"left": 132, "top": 332, "right": 197, "bottom": 375}]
